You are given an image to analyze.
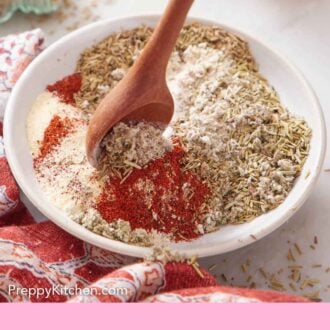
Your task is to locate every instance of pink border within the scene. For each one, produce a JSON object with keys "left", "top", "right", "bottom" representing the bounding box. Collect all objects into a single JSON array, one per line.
[{"left": 0, "top": 303, "right": 324, "bottom": 329}]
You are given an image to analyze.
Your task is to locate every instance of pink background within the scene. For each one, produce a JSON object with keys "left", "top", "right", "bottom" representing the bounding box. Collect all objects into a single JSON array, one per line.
[{"left": 0, "top": 304, "right": 325, "bottom": 328}]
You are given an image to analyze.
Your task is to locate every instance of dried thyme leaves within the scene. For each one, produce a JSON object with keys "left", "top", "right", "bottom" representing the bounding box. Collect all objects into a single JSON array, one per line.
[
  {"left": 209, "top": 237, "right": 324, "bottom": 301},
  {"left": 73, "top": 208, "right": 171, "bottom": 247},
  {"left": 75, "top": 26, "right": 153, "bottom": 112},
  {"left": 74, "top": 23, "right": 311, "bottom": 241}
]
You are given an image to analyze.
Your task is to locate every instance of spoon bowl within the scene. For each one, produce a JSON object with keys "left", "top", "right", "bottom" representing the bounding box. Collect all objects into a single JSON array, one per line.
[{"left": 86, "top": 71, "right": 175, "bottom": 167}]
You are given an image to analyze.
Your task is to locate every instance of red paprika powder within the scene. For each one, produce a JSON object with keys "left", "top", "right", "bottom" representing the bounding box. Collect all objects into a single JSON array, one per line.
[
  {"left": 47, "top": 73, "right": 81, "bottom": 105},
  {"left": 36, "top": 115, "right": 74, "bottom": 162},
  {"left": 96, "top": 145, "right": 210, "bottom": 241}
]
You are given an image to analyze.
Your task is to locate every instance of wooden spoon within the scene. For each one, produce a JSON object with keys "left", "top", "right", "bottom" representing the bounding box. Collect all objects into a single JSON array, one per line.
[{"left": 86, "top": 0, "right": 194, "bottom": 167}]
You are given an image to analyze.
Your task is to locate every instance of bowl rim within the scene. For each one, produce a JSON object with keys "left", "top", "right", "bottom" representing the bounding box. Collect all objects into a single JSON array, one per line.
[{"left": 4, "top": 14, "right": 327, "bottom": 258}]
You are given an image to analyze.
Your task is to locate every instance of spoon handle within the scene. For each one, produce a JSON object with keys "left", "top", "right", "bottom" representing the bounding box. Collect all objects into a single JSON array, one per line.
[{"left": 137, "top": 0, "right": 194, "bottom": 73}]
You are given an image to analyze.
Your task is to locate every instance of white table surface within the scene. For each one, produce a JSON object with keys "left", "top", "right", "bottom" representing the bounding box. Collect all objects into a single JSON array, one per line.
[{"left": 1, "top": 0, "right": 329, "bottom": 301}]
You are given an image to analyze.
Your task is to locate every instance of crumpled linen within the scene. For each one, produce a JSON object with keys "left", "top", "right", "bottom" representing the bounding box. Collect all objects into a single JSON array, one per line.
[
  {"left": 0, "top": 30, "right": 308, "bottom": 303},
  {"left": 0, "top": 29, "right": 44, "bottom": 120}
]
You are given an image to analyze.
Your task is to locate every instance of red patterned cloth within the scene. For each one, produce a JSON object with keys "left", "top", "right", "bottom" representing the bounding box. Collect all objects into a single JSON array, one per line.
[
  {"left": 0, "top": 30, "right": 308, "bottom": 303},
  {"left": 0, "top": 29, "right": 44, "bottom": 119}
]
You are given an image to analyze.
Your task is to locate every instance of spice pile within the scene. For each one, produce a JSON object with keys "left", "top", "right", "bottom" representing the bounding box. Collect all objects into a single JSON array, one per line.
[{"left": 27, "top": 24, "right": 311, "bottom": 246}]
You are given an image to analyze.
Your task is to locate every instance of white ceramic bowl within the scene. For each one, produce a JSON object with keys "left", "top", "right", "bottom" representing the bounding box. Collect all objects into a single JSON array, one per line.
[{"left": 4, "top": 15, "right": 326, "bottom": 258}]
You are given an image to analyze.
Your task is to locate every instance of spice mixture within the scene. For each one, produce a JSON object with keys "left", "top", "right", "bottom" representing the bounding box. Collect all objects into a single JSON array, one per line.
[{"left": 27, "top": 24, "right": 311, "bottom": 246}]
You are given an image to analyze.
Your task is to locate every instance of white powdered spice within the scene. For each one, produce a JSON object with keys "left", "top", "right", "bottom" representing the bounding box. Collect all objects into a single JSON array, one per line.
[
  {"left": 34, "top": 119, "right": 103, "bottom": 216},
  {"left": 169, "top": 44, "right": 232, "bottom": 160},
  {"left": 27, "top": 91, "right": 82, "bottom": 156}
]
